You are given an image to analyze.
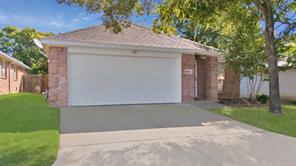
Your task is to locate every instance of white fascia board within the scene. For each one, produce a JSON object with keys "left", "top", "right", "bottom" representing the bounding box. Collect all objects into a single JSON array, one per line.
[
  {"left": 68, "top": 46, "right": 181, "bottom": 58},
  {"left": 41, "top": 39, "right": 222, "bottom": 57},
  {"left": 218, "top": 55, "right": 226, "bottom": 63},
  {"left": 0, "top": 52, "right": 31, "bottom": 70}
]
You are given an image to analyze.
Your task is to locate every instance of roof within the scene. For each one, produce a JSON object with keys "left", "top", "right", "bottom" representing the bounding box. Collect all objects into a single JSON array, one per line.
[
  {"left": 0, "top": 50, "right": 31, "bottom": 70},
  {"left": 42, "top": 24, "right": 221, "bottom": 56}
]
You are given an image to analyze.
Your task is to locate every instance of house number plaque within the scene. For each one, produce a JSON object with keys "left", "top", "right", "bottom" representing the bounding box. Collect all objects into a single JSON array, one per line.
[{"left": 184, "top": 69, "right": 193, "bottom": 75}]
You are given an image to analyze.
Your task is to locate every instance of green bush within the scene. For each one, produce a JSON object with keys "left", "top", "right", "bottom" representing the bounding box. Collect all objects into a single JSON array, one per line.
[{"left": 256, "top": 94, "right": 269, "bottom": 104}]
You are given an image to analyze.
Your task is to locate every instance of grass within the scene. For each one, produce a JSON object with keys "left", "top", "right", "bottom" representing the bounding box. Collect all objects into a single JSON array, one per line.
[
  {"left": 0, "top": 93, "right": 59, "bottom": 166},
  {"left": 210, "top": 102, "right": 296, "bottom": 137}
]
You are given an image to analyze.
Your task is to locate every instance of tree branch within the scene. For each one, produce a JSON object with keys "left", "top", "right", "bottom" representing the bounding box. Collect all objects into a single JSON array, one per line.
[{"left": 253, "top": 0, "right": 265, "bottom": 12}]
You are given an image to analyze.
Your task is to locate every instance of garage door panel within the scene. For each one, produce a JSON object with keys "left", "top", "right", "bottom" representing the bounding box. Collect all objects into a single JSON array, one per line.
[
  {"left": 69, "top": 53, "right": 181, "bottom": 106},
  {"left": 71, "top": 72, "right": 97, "bottom": 82}
]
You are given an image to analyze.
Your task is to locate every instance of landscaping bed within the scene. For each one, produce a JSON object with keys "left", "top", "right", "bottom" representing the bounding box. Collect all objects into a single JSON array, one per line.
[
  {"left": 0, "top": 93, "right": 59, "bottom": 166},
  {"left": 218, "top": 98, "right": 267, "bottom": 107}
]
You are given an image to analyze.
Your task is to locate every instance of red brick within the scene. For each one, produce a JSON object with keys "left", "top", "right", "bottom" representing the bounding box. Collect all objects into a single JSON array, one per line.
[
  {"left": 0, "top": 60, "right": 27, "bottom": 94},
  {"left": 182, "top": 54, "right": 218, "bottom": 102},
  {"left": 182, "top": 54, "right": 196, "bottom": 102},
  {"left": 205, "top": 57, "right": 218, "bottom": 101},
  {"left": 48, "top": 46, "right": 68, "bottom": 106},
  {"left": 48, "top": 51, "right": 218, "bottom": 106}
]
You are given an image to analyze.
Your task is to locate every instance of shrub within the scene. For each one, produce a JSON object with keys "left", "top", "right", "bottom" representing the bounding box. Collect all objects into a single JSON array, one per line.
[{"left": 256, "top": 94, "right": 269, "bottom": 104}]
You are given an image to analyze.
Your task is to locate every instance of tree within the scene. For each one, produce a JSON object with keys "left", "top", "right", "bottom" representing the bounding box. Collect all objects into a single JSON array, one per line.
[
  {"left": 278, "top": 34, "right": 296, "bottom": 67},
  {"left": 0, "top": 26, "right": 53, "bottom": 74},
  {"left": 57, "top": 0, "right": 295, "bottom": 114},
  {"left": 253, "top": 0, "right": 280, "bottom": 113},
  {"left": 57, "top": 0, "right": 154, "bottom": 33},
  {"left": 171, "top": 7, "right": 267, "bottom": 102},
  {"left": 174, "top": 22, "right": 221, "bottom": 48},
  {"left": 154, "top": 0, "right": 296, "bottom": 114}
]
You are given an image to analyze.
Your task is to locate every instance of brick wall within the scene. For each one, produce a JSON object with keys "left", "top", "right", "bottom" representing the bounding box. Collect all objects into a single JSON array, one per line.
[
  {"left": 48, "top": 46, "right": 68, "bottom": 107},
  {"left": 47, "top": 51, "right": 217, "bottom": 106},
  {"left": 0, "top": 60, "right": 27, "bottom": 94},
  {"left": 182, "top": 54, "right": 218, "bottom": 102},
  {"left": 182, "top": 54, "right": 196, "bottom": 102},
  {"left": 0, "top": 61, "right": 9, "bottom": 94},
  {"left": 205, "top": 57, "right": 218, "bottom": 101},
  {"left": 9, "top": 66, "right": 26, "bottom": 93}
]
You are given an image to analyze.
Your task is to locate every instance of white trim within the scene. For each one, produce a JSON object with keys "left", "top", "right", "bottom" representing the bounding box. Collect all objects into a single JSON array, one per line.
[
  {"left": 178, "top": 54, "right": 182, "bottom": 103},
  {"left": 0, "top": 51, "right": 30, "bottom": 70},
  {"left": 67, "top": 49, "right": 71, "bottom": 107},
  {"left": 1, "top": 61, "right": 6, "bottom": 79},
  {"left": 42, "top": 39, "right": 222, "bottom": 57},
  {"left": 218, "top": 56, "right": 226, "bottom": 63},
  {"left": 13, "top": 64, "right": 17, "bottom": 81},
  {"left": 68, "top": 46, "right": 181, "bottom": 58}
]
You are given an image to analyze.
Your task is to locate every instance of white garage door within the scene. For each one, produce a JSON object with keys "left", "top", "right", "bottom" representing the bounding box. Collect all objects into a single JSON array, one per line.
[{"left": 69, "top": 53, "right": 181, "bottom": 106}]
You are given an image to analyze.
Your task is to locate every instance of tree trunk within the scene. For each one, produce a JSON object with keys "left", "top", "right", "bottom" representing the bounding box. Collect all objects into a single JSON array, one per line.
[
  {"left": 255, "top": 73, "right": 263, "bottom": 99},
  {"left": 262, "top": 0, "right": 282, "bottom": 114}
]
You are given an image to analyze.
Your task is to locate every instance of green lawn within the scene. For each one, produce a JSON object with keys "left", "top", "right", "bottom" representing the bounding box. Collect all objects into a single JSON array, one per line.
[
  {"left": 210, "top": 103, "right": 296, "bottom": 137},
  {"left": 0, "top": 93, "right": 59, "bottom": 166}
]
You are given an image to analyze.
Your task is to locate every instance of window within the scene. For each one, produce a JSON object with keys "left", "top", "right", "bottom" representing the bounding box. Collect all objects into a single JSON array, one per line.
[
  {"left": 1, "top": 61, "right": 6, "bottom": 79},
  {"left": 14, "top": 64, "right": 17, "bottom": 80}
]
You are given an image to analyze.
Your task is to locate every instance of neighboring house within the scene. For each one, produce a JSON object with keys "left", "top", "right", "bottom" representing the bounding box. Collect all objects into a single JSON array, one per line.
[
  {"left": 0, "top": 51, "right": 30, "bottom": 94},
  {"left": 40, "top": 24, "right": 223, "bottom": 107},
  {"left": 240, "top": 68, "right": 296, "bottom": 99}
]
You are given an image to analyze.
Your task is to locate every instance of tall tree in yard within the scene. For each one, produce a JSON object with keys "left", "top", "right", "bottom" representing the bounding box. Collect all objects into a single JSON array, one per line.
[
  {"left": 0, "top": 26, "right": 53, "bottom": 74},
  {"left": 166, "top": 3, "right": 266, "bottom": 102},
  {"left": 58, "top": 0, "right": 295, "bottom": 114},
  {"left": 253, "top": 0, "right": 280, "bottom": 113},
  {"left": 249, "top": 0, "right": 295, "bottom": 113}
]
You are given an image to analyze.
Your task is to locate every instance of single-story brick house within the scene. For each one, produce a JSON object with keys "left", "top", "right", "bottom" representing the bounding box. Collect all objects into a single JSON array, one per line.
[
  {"left": 0, "top": 50, "right": 30, "bottom": 94},
  {"left": 41, "top": 24, "right": 224, "bottom": 107}
]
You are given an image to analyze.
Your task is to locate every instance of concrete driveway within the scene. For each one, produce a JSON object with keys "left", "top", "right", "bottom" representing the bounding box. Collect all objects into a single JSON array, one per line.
[{"left": 54, "top": 104, "right": 296, "bottom": 166}]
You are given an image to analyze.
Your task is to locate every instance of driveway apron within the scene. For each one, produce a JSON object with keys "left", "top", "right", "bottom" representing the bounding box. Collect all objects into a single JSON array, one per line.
[{"left": 54, "top": 104, "right": 296, "bottom": 166}]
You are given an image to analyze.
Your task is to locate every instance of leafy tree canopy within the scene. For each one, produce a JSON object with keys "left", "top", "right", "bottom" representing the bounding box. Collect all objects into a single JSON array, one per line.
[
  {"left": 57, "top": 0, "right": 295, "bottom": 72},
  {"left": 57, "top": 0, "right": 295, "bottom": 114},
  {"left": 0, "top": 26, "right": 53, "bottom": 74},
  {"left": 57, "top": 0, "right": 154, "bottom": 33},
  {"left": 163, "top": 2, "right": 266, "bottom": 78}
]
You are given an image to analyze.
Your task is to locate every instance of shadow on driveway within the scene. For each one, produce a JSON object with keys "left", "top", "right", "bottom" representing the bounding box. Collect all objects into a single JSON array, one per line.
[
  {"left": 60, "top": 104, "right": 226, "bottom": 134},
  {"left": 56, "top": 104, "right": 296, "bottom": 166}
]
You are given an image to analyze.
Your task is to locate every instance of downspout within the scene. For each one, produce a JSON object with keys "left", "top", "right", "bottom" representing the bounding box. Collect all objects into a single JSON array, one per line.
[{"left": 8, "top": 63, "right": 10, "bottom": 93}]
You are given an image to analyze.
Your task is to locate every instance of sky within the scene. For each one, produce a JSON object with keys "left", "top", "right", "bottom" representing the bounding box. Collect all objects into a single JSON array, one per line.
[
  {"left": 0, "top": 0, "right": 155, "bottom": 34},
  {"left": 0, "top": 0, "right": 293, "bottom": 36}
]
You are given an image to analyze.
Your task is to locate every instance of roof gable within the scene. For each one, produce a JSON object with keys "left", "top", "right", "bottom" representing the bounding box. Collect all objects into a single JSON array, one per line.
[
  {"left": 0, "top": 51, "right": 30, "bottom": 70},
  {"left": 44, "top": 24, "right": 220, "bottom": 55}
]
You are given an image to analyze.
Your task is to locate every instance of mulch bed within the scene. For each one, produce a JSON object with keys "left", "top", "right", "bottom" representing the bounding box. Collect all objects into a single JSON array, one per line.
[{"left": 218, "top": 98, "right": 267, "bottom": 107}]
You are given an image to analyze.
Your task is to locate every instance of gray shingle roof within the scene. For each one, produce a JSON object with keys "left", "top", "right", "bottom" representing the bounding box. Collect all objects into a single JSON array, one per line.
[{"left": 45, "top": 24, "right": 219, "bottom": 52}]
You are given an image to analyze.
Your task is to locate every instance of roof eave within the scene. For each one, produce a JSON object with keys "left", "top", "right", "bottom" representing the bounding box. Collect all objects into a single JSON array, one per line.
[
  {"left": 41, "top": 39, "right": 223, "bottom": 57},
  {"left": 0, "top": 52, "right": 31, "bottom": 70}
]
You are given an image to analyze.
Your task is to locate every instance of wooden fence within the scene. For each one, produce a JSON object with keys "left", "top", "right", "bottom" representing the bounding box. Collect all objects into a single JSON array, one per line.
[{"left": 22, "top": 74, "right": 48, "bottom": 93}]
